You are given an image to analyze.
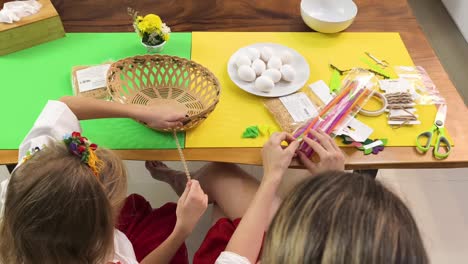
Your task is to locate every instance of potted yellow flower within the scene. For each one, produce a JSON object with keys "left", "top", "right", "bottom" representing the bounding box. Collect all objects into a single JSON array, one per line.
[{"left": 128, "top": 8, "right": 171, "bottom": 53}]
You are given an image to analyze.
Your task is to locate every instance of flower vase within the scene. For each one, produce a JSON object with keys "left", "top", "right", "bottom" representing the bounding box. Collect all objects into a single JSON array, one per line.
[{"left": 141, "top": 41, "right": 166, "bottom": 53}]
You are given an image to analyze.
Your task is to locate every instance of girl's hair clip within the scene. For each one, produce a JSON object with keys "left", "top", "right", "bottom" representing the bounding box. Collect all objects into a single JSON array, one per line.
[
  {"left": 63, "top": 132, "right": 102, "bottom": 177},
  {"left": 21, "top": 146, "right": 42, "bottom": 163}
]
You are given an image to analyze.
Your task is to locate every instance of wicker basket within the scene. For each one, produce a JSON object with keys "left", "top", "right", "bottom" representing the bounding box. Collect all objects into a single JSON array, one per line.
[{"left": 107, "top": 55, "right": 221, "bottom": 131}]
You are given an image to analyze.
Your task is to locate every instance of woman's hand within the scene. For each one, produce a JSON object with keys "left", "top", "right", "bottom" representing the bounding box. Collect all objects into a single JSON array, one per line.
[
  {"left": 174, "top": 180, "right": 208, "bottom": 236},
  {"left": 261, "top": 132, "right": 300, "bottom": 185},
  {"left": 298, "top": 129, "right": 345, "bottom": 175},
  {"left": 133, "top": 103, "right": 188, "bottom": 130}
]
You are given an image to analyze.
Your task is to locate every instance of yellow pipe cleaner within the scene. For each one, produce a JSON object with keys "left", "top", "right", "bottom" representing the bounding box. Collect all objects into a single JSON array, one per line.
[{"left": 87, "top": 148, "right": 103, "bottom": 177}]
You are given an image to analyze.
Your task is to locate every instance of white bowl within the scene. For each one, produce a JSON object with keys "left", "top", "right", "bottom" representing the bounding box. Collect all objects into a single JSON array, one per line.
[{"left": 300, "top": 0, "right": 358, "bottom": 33}]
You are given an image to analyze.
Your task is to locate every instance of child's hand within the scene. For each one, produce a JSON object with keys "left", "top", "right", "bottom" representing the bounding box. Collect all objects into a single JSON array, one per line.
[
  {"left": 134, "top": 103, "right": 188, "bottom": 130},
  {"left": 175, "top": 180, "right": 208, "bottom": 236},
  {"left": 261, "top": 132, "right": 299, "bottom": 185},
  {"left": 298, "top": 130, "right": 345, "bottom": 175}
]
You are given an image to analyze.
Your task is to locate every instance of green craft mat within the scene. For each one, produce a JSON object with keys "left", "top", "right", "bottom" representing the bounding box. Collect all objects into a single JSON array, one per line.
[{"left": 0, "top": 33, "right": 191, "bottom": 150}]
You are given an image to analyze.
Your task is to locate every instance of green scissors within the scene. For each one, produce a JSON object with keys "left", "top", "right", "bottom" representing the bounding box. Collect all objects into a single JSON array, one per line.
[{"left": 416, "top": 104, "right": 452, "bottom": 159}]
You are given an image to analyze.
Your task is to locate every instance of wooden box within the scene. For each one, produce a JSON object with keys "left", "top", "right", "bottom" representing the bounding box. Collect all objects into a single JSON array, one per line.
[{"left": 0, "top": 0, "right": 65, "bottom": 55}]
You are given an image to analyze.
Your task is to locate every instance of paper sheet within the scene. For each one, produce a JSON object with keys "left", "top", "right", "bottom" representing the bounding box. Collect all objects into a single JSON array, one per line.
[
  {"left": 279, "top": 93, "right": 317, "bottom": 122},
  {"left": 337, "top": 117, "right": 374, "bottom": 143},
  {"left": 76, "top": 64, "right": 111, "bottom": 92},
  {"left": 309, "top": 80, "right": 333, "bottom": 104},
  {"left": 0, "top": 33, "right": 192, "bottom": 149}
]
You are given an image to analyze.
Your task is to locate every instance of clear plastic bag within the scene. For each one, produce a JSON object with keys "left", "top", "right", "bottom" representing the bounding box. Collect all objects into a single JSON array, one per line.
[
  {"left": 394, "top": 66, "right": 445, "bottom": 105},
  {"left": 293, "top": 69, "right": 379, "bottom": 157},
  {"left": 264, "top": 91, "right": 320, "bottom": 133}
]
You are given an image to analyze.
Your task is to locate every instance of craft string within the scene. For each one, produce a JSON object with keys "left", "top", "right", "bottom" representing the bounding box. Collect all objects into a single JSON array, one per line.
[
  {"left": 386, "top": 92, "right": 413, "bottom": 105},
  {"left": 387, "top": 104, "right": 414, "bottom": 109},
  {"left": 385, "top": 92, "right": 418, "bottom": 128},
  {"left": 173, "top": 130, "right": 191, "bottom": 181}
]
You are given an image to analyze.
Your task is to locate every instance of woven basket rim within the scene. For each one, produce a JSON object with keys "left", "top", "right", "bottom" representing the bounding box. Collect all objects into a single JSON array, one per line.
[{"left": 106, "top": 54, "right": 221, "bottom": 131}]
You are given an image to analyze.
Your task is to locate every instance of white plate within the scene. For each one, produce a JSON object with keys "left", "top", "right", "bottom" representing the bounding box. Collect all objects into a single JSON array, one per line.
[{"left": 227, "top": 43, "right": 310, "bottom": 97}]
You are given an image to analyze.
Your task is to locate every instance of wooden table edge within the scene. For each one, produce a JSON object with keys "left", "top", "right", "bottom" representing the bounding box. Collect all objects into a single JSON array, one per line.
[{"left": 1, "top": 148, "right": 467, "bottom": 169}]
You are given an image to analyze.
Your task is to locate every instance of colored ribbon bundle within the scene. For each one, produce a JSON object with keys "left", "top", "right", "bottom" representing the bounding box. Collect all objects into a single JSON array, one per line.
[
  {"left": 294, "top": 69, "right": 378, "bottom": 157},
  {"left": 63, "top": 132, "right": 102, "bottom": 177}
]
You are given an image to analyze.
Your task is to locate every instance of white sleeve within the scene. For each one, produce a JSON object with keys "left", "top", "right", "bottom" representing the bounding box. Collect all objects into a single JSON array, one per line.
[
  {"left": 17, "top": 100, "right": 81, "bottom": 164},
  {"left": 0, "top": 100, "right": 81, "bottom": 221},
  {"left": 215, "top": 251, "right": 252, "bottom": 264},
  {"left": 0, "top": 179, "right": 8, "bottom": 220},
  {"left": 112, "top": 230, "right": 139, "bottom": 264}
]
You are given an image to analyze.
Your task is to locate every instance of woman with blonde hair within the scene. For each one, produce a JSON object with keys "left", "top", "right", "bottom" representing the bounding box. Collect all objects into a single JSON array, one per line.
[
  {"left": 211, "top": 131, "right": 429, "bottom": 264},
  {"left": 150, "top": 130, "right": 428, "bottom": 264},
  {"left": 261, "top": 170, "right": 428, "bottom": 264}
]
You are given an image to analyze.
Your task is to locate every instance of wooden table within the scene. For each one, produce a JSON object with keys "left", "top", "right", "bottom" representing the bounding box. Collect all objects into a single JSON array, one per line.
[{"left": 2, "top": 0, "right": 467, "bottom": 169}]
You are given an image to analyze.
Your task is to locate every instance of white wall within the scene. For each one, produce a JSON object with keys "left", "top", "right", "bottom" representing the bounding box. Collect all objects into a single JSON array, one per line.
[{"left": 442, "top": 0, "right": 468, "bottom": 42}]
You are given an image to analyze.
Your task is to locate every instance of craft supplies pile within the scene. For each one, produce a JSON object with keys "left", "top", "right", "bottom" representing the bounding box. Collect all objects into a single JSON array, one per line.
[
  {"left": 226, "top": 43, "right": 451, "bottom": 158},
  {"left": 292, "top": 69, "right": 378, "bottom": 157}
]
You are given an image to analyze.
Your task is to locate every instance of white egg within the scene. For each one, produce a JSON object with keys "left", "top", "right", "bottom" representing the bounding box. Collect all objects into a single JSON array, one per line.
[
  {"left": 267, "top": 56, "right": 282, "bottom": 70},
  {"left": 260, "top": 46, "right": 274, "bottom": 62},
  {"left": 255, "top": 76, "right": 275, "bottom": 93},
  {"left": 280, "top": 50, "right": 293, "bottom": 64},
  {"left": 262, "top": 68, "right": 281, "bottom": 83},
  {"left": 235, "top": 55, "right": 251, "bottom": 68},
  {"left": 246, "top": 48, "right": 260, "bottom": 61},
  {"left": 251, "top": 59, "right": 266, "bottom": 76},
  {"left": 280, "top": 64, "right": 296, "bottom": 82},
  {"left": 237, "top": 65, "right": 256, "bottom": 82}
]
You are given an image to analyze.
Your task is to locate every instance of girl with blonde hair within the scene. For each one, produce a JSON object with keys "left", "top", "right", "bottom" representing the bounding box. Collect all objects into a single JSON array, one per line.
[{"left": 0, "top": 96, "right": 208, "bottom": 264}]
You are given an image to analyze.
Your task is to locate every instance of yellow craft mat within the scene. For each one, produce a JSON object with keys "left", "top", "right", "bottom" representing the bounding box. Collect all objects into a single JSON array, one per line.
[{"left": 187, "top": 32, "right": 449, "bottom": 148}]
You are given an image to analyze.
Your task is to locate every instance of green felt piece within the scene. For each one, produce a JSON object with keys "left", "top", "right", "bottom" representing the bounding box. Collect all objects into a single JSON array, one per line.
[
  {"left": 0, "top": 33, "right": 192, "bottom": 150},
  {"left": 242, "top": 126, "right": 260, "bottom": 139},
  {"left": 340, "top": 135, "right": 354, "bottom": 145},
  {"left": 329, "top": 69, "right": 342, "bottom": 93},
  {"left": 360, "top": 57, "right": 393, "bottom": 79}
]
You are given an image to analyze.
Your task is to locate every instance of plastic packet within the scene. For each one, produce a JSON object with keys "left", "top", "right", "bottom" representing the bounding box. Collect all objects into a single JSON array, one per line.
[
  {"left": 71, "top": 62, "right": 113, "bottom": 99},
  {"left": 264, "top": 91, "right": 321, "bottom": 133},
  {"left": 293, "top": 69, "right": 379, "bottom": 157},
  {"left": 394, "top": 66, "right": 445, "bottom": 105}
]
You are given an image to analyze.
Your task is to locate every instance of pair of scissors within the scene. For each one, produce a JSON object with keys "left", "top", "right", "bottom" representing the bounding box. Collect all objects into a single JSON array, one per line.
[{"left": 416, "top": 104, "right": 452, "bottom": 159}]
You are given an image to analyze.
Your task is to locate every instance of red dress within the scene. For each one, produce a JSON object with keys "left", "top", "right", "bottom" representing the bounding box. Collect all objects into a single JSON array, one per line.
[
  {"left": 193, "top": 218, "right": 242, "bottom": 264},
  {"left": 117, "top": 194, "right": 189, "bottom": 264}
]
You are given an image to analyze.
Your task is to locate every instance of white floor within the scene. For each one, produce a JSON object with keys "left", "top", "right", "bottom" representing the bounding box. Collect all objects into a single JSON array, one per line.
[
  {"left": 377, "top": 168, "right": 468, "bottom": 264},
  {"left": 1, "top": 163, "right": 467, "bottom": 263}
]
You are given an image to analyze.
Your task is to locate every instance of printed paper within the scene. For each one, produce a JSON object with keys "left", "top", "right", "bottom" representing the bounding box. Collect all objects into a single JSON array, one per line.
[
  {"left": 309, "top": 80, "right": 333, "bottom": 104},
  {"left": 279, "top": 93, "right": 318, "bottom": 122},
  {"left": 336, "top": 117, "right": 374, "bottom": 142},
  {"left": 76, "top": 64, "right": 111, "bottom": 92}
]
